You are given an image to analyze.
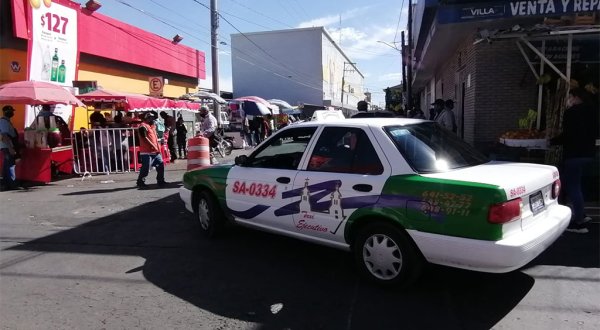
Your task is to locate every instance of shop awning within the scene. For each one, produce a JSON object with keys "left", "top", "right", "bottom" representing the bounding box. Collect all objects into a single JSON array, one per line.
[
  {"left": 234, "top": 96, "right": 280, "bottom": 114},
  {"left": 77, "top": 89, "right": 200, "bottom": 112}
]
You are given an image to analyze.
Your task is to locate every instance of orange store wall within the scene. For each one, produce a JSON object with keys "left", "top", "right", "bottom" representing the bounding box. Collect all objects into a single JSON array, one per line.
[{"left": 0, "top": 48, "right": 28, "bottom": 130}]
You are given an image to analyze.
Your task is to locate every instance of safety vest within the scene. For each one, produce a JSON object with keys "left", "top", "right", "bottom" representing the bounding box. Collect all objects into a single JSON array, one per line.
[{"left": 139, "top": 122, "right": 160, "bottom": 154}]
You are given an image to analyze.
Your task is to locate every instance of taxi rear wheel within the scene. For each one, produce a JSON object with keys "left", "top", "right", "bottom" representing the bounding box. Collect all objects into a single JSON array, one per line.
[
  {"left": 195, "top": 190, "right": 223, "bottom": 237},
  {"left": 353, "top": 222, "right": 423, "bottom": 287}
]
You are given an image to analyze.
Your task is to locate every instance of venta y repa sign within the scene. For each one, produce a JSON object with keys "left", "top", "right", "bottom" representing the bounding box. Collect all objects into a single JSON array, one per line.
[{"left": 438, "top": 0, "right": 600, "bottom": 24}]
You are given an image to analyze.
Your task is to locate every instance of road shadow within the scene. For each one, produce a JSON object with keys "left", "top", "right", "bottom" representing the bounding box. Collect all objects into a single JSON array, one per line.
[
  {"left": 527, "top": 223, "right": 599, "bottom": 269},
  {"left": 61, "top": 186, "right": 139, "bottom": 196},
  {"left": 59, "top": 181, "right": 182, "bottom": 195},
  {"left": 6, "top": 194, "right": 538, "bottom": 329}
]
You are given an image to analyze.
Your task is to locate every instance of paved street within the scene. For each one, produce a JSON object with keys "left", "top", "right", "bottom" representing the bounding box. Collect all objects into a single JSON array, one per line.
[{"left": 1, "top": 149, "right": 599, "bottom": 330}]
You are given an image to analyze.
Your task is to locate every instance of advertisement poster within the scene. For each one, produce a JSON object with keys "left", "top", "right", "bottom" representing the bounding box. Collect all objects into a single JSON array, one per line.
[{"left": 26, "top": 0, "right": 78, "bottom": 127}]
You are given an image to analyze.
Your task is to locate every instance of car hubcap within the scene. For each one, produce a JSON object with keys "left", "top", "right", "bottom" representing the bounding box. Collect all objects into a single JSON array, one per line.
[
  {"left": 198, "top": 198, "right": 210, "bottom": 230},
  {"left": 363, "top": 234, "right": 402, "bottom": 280}
]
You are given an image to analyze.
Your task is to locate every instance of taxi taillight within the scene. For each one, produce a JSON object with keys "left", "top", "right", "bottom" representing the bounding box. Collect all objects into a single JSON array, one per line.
[
  {"left": 488, "top": 198, "right": 522, "bottom": 224},
  {"left": 552, "top": 179, "right": 561, "bottom": 199}
]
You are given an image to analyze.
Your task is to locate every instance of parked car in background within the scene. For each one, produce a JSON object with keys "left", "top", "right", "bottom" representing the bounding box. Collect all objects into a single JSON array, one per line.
[
  {"left": 351, "top": 110, "right": 399, "bottom": 118},
  {"left": 179, "top": 118, "right": 570, "bottom": 287}
]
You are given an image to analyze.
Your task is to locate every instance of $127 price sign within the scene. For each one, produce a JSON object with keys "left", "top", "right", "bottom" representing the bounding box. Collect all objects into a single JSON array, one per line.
[{"left": 40, "top": 12, "right": 69, "bottom": 34}]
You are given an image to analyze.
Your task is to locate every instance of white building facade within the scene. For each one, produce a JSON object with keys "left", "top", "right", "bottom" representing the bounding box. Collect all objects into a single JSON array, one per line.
[{"left": 231, "top": 27, "right": 364, "bottom": 109}]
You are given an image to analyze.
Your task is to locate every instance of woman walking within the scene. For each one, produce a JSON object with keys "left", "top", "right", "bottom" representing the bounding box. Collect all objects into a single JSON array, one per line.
[{"left": 176, "top": 117, "right": 188, "bottom": 159}]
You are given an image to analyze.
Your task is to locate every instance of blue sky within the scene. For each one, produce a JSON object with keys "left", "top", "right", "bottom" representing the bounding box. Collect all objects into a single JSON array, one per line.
[{"left": 79, "top": 0, "right": 405, "bottom": 106}]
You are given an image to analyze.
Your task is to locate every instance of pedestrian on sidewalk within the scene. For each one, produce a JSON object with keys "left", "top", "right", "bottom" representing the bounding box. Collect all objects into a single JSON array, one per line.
[
  {"left": 550, "top": 88, "right": 599, "bottom": 234},
  {"left": 0, "top": 105, "right": 22, "bottom": 191},
  {"left": 160, "top": 111, "right": 177, "bottom": 162},
  {"left": 176, "top": 117, "right": 188, "bottom": 159},
  {"left": 136, "top": 112, "right": 167, "bottom": 189},
  {"left": 435, "top": 99, "right": 457, "bottom": 133}
]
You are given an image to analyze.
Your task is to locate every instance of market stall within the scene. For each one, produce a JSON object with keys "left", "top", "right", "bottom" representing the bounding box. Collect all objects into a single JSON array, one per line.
[
  {"left": 74, "top": 89, "right": 201, "bottom": 172},
  {"left": 0, "top": 80, "right": 84, "bottom": 184}
]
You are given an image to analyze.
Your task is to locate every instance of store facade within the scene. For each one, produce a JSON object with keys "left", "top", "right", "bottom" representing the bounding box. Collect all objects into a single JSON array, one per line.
[
  {"left": 411, "top": 0, "right": 599, "bottom": 151},
  {"left": 1, "top": 0, "right": 206, "bottom": 130}
]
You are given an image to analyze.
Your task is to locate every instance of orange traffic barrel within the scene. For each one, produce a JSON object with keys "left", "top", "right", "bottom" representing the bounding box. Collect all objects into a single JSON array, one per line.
[{"left": 187, "top": 136, "right": 211, "bottom": 170}]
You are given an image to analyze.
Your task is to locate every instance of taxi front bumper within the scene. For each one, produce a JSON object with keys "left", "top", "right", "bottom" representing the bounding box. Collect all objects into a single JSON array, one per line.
[
  {"left": 408, "top": 204, "right": 571, "bottom": 273},
  {"left": 179, "top": 187, "right": 194, "bottom": 213}
]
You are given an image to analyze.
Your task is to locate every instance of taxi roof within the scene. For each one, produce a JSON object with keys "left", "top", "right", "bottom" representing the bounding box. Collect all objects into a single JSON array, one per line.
[{"left": 293, "top": 117, "right": 430, "bottom": 128}]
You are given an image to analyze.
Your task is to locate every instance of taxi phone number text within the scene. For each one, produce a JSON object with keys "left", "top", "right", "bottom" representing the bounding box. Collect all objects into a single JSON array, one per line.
[{"left": 232, "top": 181, "right": 277, "bottom": 198}]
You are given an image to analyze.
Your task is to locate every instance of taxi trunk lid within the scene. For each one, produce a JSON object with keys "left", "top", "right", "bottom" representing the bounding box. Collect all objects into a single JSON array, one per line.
[{"left": 424, "top": 161, "right": 560, "bottom": 234}]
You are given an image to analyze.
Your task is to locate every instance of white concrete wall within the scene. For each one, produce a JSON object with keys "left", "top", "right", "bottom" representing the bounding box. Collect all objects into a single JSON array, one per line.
[
  {"left": 321, "top": 35, "right": 363, "bottom": 108},
  {"left": 231, "top": 28, "right": 324, "bottom": 106}
]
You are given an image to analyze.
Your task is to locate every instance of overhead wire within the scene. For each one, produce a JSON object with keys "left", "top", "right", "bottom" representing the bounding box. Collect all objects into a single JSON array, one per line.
[
  {"left": 277, "top": 0, "right": 300, "bottom": 24},
  {"left": 291, "top": 0, "right": 312, "bottom": 21},
  {"left": 190, "top": 0, "right": 325, "bottom": 90},
  {"left": 227, "top": 0, "right": 295, "bottom": 29},
  {"left": 394, "top": 0, "right": 406, "bottom": 44},
  {"left": 108, "top": 0, "right": 392, "bottom": 97},
  {"left": 112, "top": 0, "right": 316, "bottom": 92}
]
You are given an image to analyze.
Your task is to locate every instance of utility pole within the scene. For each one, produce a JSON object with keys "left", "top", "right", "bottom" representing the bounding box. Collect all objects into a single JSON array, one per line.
[
  {"left": 340, "top": 61, "right": 355, "bottom": 107},
  {"left": 401, "top": 31, "right": 407, "bottom": 95},
  {"left": 210, "top": 0, "right": 221, "bottom": 125},
  {"left": 406, "top": 0, "right": 413, "bottom": 110}
]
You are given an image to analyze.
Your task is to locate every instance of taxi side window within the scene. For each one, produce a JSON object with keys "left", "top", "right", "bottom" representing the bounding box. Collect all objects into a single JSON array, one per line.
[
  {"left": 246, "top": 127, "right": 317, "bottom": 169},
  {"left": 307, "top": 127, "right": 383, "bottom": 175}
]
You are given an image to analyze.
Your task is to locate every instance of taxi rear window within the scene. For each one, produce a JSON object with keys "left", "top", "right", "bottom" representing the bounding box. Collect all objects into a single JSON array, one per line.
[{"left": 385, "top": 122, "right": 488, "bottom": 173}]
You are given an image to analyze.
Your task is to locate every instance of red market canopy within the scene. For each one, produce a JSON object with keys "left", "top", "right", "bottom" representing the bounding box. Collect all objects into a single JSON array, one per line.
[
  {"left": 0, "top": 80, "right": 85, "bottom": 106},
  {"left": 77, "top": 89, "right": 200, "bottom": 112}
]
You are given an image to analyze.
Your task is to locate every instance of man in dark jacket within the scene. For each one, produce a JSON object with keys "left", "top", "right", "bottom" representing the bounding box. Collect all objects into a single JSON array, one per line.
[{"left": 550, "top": 88, "right": 599, "bottom": 233}]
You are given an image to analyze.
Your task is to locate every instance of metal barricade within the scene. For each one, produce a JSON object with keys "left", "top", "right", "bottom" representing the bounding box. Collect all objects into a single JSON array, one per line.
[{"left": 71, "top": 127, "right": 139, "bottom": 175}]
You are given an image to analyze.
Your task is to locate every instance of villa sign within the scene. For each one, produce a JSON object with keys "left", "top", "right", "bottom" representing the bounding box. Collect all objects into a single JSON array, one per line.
[{"left": 438, "top": 0, "right": 600, "bottom": 24}]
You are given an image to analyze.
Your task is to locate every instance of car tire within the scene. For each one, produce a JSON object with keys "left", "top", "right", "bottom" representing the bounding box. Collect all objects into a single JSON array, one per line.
[
  {"left": 353, "top": 222, "right": 423, "bottom": 288},
  {"left": 195, "top": 190, "right": 224, "bottom": 237}
]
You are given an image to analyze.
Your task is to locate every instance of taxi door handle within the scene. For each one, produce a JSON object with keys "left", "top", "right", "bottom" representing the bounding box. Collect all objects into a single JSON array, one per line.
[
  {"left": 277, "top": 177, "right": 291, "bottom": 184},
  {"left": 353, "top": 184, "right": 372, "bottom": 192}
]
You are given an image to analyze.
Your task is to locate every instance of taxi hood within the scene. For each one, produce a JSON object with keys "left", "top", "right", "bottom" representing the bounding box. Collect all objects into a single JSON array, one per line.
[{"left": 422, "top": 161, "right": 559, "bottom": 199}]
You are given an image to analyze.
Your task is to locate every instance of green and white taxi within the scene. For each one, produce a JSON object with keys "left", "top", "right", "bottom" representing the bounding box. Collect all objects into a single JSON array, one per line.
[{"left": 180, "top": 118, "right": 570, "bottom": 286}]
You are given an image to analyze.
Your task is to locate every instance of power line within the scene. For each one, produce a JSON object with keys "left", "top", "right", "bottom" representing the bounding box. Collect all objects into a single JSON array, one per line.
[
  {"left": 112, "top": 0, "right": 324, "bottom": 92},
  {"left": 192, "top": 0, "right": 323, "bottom": 87},
  {"left": 291, "top": 0, "right": 311, "bottom": 21},
  {"left": 227, "top": 0, "right": 295, "bottom": 29},
  {"left": 112, "top": 0, "right": 216, "bottom": 48},
  {"left": 394, "top": 0, "right": 406, "bottom": 43}
]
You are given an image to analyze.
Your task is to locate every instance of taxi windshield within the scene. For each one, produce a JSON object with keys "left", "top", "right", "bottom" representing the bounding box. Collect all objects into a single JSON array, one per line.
[{"left": 385, "top": 122, "right": 488, "bottom": 173}]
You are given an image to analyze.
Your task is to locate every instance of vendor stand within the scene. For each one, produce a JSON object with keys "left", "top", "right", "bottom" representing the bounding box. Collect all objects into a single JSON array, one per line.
[
  {"left": 0, "top": 80, "right": 83, "bottom": 184},
  {"left": 76, "top": 89, "right": 200, "bottom": 168}
]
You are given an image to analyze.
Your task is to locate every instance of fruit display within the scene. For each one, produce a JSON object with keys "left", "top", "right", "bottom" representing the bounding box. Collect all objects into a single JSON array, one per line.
[{"left": 500, "top": 129, "right": 545, "bottom": 139}]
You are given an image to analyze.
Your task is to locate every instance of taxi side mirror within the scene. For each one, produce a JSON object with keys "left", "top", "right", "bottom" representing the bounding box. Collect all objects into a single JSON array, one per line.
[{"left": 235, "top": 155, "right": 248, "bottom": 166}]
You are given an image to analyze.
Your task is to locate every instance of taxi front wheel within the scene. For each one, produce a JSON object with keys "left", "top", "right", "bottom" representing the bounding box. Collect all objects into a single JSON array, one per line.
[
  {"left": 353, "top": 222, "right": 423, "bottom": 287},
  {"left": 195, "top": 190, "right": 224, "bottom": 238}
]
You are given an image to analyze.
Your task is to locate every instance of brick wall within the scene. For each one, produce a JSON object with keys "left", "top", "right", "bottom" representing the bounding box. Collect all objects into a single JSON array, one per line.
[
  {"left": 431, "top": 37, "right": 538, "bottom": 148},
  {"left": 473, "top": 39, "right": 538, "bottom": 148},
  {"left": 435, "top": 37, "right": 477, "bottom": 144}
]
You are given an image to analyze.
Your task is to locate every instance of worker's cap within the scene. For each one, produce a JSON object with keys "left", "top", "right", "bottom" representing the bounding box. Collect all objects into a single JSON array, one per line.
[{"left": 2, "top": 105, "right": 15, "bottom": 113}]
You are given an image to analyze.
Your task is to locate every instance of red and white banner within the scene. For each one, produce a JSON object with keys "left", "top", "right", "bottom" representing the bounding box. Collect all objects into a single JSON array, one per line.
[{"left": 26, "top": 0, "right": 79, "bottom": 126}]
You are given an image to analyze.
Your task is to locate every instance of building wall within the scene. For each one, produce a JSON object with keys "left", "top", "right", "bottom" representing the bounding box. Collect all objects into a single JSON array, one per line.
[
  {"left": 420, "top": 36, "right": 537, "bottom": 148},
  {"left": 0, "top": 48, "right": 28, "bottom": 129},
  {"left": 231, "top": 29, "right": 324, "bottom": 106},
  {"left": 473, "top": 39, "right": 538, "bottom": 149},
  {"left": 424, "top": 37, "right": 477, "bottom": 143},
  {"left": 322, "top": 34, "right": 363, "bottom": 108},
  {"left": 78, "top": 59, "right": 197, "bottom": 97}
]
